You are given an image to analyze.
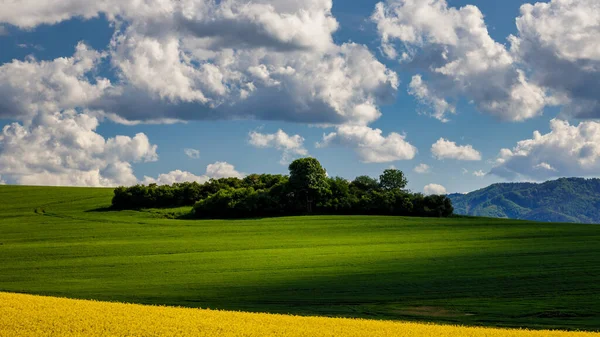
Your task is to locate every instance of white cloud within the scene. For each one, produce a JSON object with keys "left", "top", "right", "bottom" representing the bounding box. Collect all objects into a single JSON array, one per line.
[
  {"left": 0, "top": 43, "right": 110, "bottom": 120},
  {"left": 0, "top": 175, "right": 5, "bottom": 185},
  {"left": 98, "top": 37, "right": 398, "bottom": 125},
  {"left": 0, "top": 1, "right": 403, "bottom": 187},
  {"left": 413, "top": 163, "right": 430, "bottom": 174},
  {"left": 0, "top": 111, "right": 158, "bottom": 187},
  {"left": 491, "top": 119, "right": 600, "bottom": 180},
  {"left": 0, "top": 1, "right": 339, "bottom": 51},
  {"left": 144, "top": 162, "right": 244, "bottom": 185},
  {"left": 205, "top": 161, "right": 245, "bottom": 179},
  {"left": 184, "top": 148, "right": 200, "bottom": 159},
  {"left": 461, "top": 168, "right": 469, "bottom": 175},
  {"left": 408, "top": 75, "right": 454, "bottom": 122},
  {"left": 0, "top": 25, "right": 7, "bottom": 36},
  {"left": 424, "top": 183, "right": 446, "bottom": 195},
  {"left": 143, "top": 170, "right": 207, "bottom": 185},
  {"left": 372, "top": 0, "right": 548, "bottom": 122},
  {"left": 0, "top": 0, "right": 397, "bottom": 127},
  {"left": 0, "top": 1, "right": 116, "bottom": 28},
  {"left": 249, "top": 129, "right": 308, "bottom": 164},
  {"left": 431, "top": 138, "right": 481, "bottom": 161},
  {"left": 473, "top": 170, "right": 486, "bottom": 177},
  {"left": 510, "top": 0, "right": 600, "bottom": 119},
  {"left": 318, "top": 125, "right": 417, "bottom": 163}
]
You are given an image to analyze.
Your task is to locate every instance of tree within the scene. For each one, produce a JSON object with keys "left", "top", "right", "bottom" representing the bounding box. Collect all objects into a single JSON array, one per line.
[
  {"left": 323, "top": 177, "right": 353, "bottom": 212},
  {"left": 379, "top": 169, "right": 408, "bottom": 191},
  {"left": 350, "top": 176, "right": 379, "bottom": 192},
  {"left": 288, "top": 157, "right": 329, "bottom": 213}
]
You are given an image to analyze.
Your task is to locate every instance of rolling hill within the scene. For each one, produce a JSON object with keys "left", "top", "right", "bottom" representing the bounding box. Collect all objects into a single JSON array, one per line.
[
  {"left": 0, "top": 185, "right": 599, "bottom": 330},
  {"left": 448, "top": 178, "right": 600, "bottom": 223}
]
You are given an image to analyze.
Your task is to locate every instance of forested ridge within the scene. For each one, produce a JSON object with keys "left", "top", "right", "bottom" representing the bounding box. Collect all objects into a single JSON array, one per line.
[
  {"left": 449, "top": 177, "right": 600, "bottom": 223},
  {"left": 112, "top": 158, "right": 453, "bottom": 218}
]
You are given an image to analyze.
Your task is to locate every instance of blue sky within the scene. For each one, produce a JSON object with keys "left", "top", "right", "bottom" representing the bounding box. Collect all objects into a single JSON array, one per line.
[{"left": 0, "top": 0, "right": 598, "bottom": 193}]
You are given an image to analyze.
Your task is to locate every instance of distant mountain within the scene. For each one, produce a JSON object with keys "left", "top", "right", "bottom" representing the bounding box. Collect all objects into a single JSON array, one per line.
[{"left": 448, "top": 178, "right": 600, "bottom": 224}]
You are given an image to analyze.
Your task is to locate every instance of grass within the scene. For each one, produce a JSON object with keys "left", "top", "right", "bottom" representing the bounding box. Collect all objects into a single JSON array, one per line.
[{"left": 0, "top": 185, "right": 599, "bottom": 331}]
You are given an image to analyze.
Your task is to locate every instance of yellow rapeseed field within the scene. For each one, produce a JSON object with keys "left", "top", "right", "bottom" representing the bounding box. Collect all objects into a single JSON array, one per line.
[{"left": 0, "top": 292, "right": 598, "bottom": 337}]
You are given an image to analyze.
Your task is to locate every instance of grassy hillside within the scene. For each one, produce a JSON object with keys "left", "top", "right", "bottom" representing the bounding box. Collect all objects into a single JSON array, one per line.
[
  {"left": 448, "top": 178, "right": 600, "bottom": 223},
  {"left": 2, "top": 292, "right": 597, "bottom": 337},
  {"left": 0, "top": 185, "right": 599, "bottom": 331}
]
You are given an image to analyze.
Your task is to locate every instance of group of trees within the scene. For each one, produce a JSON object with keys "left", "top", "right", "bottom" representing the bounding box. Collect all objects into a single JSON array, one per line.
[
  {"left": 112, "top": 158, "right": 454, "bottom": 219},
  {"left": 111, "top": 175, "right": 286, "bottom": 210}
]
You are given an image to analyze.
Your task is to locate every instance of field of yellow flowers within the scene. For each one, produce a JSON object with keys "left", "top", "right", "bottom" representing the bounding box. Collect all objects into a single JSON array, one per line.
[{"left": 0, "top": 292, "right": 597, "bottom": 337}]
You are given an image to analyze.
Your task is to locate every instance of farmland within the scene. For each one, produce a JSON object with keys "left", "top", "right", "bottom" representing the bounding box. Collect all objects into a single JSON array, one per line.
[
  {"left": 0, "top": 185, "right": 599, "bottom": 331},
  {"left": 1, "top": 292, "right": 597, "bottom": 337}
]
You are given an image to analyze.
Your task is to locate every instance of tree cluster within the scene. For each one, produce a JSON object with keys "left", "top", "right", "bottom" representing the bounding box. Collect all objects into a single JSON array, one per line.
[
  {"left": 111, "top": 175, "right": 286, "bottom": 209},
  {"left": 112, "top": 158, "right": 454, "bottom": 219}
]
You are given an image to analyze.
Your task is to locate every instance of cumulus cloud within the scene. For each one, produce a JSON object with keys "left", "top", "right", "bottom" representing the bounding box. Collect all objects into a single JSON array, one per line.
[
  {"left": 413, "top": 163, "right": 430, "bottom": 174},
  {"left": 0, "top": 111, "right": 158, "bottom": 187},
  {"left": 431, "top": 138, "right": 481, "bottom": 161},
  {"left": 143, "top": 170, "right": 207, "bottom": 185},
  {"left": 97, "top": 38, "right": 398, "bottom": 125},
  {"left": 147, "top": 164, "right": 243, "bottom": 184},
  {"left": 0, "top": 1, "right": 339, "bottom": 51},
  {"left": 317, "top": 125, "right": 417, "bottom": 163},
  {"left": 0, "top": 43, "right": 110, "bottom": 120},
  {"left": 0, "top": 25, "right": 7, "bottom": 36},
  {"left": 510, "top": 0, "right": 600, "bottom": 119},
  {"left": 184, "top": 148, "right": 200, "bottom": 159},
  {"left": 0, "top": 175, "right": 5, "bottom": 185},
  {"left": 0, "top": 1, "right": 117, "bottom": 28},
  {"left": 0, "top": 0, "right": 397, "bottom": 127},
  {"left": 205, "top": 161, "right": 245, "bottom": 179},
  {"left": 248, "top": 129, "right": 308, "bottom": 164},
  {"left": 0, "top": 0, "right": 403, "bottom": 186},
  {"left": 424, "top": 183, "right": 446, "bottom": 195},
  {"left": 143, "top": 162, "right": 244, "bottom": 185},
  {"left": 372, "top": 0, "right": 548, "bottom": 122},
  {"left": 491, "top": 119, "right": 600, "bottom": 180}
]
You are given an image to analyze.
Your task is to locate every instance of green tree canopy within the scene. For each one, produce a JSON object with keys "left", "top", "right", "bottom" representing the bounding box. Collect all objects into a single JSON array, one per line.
[
  {"left": 113, "top": 157, "right": 454, "bottom": 219},
  {"left": 288, "top": 157, "right": 329, "bottom": 212},
  {"left": 379, "top": 169, "right": 408, "bottom": 191},
  {"left": 350, "top": 176, "right": 379, "bottom": 192}
]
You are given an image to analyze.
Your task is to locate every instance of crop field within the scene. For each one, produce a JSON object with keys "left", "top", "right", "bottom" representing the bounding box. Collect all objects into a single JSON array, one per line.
[
  {"left": 0, "top": 185, "right": 599, "bottom": 332},
  {"left": 2, "top": 292, "right": 597, "bottom": 337}
]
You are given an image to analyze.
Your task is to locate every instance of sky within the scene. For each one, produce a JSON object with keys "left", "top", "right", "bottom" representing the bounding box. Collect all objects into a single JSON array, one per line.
[{"left": 0, "top": 0, "right": 599, "bottom": 194}]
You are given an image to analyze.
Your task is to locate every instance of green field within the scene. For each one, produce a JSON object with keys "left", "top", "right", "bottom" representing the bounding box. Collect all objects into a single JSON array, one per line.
[{"left": 1, "top": 185, "right": 599, "bottom": 331}]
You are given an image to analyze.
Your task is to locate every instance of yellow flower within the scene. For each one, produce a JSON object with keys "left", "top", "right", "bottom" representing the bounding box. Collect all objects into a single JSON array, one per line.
[{"left": 0, "top": 292, "right": 597, "bottom": 337}]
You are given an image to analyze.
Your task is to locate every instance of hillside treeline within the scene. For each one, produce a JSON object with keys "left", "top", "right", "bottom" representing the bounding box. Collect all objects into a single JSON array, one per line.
[{"left": 112, "top": 158, "right": 453, "bottom": 218}]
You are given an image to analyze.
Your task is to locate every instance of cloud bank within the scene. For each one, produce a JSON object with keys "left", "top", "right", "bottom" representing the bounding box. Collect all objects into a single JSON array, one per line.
[
  {"left": 372, "top": 0, "right": 600, "bottom": 122},
  {"left": 0, "top": 111, "right": 157, "bottom": 186},
  {"left": 491, "top": 119, "right": 600, "bottom": 181}
]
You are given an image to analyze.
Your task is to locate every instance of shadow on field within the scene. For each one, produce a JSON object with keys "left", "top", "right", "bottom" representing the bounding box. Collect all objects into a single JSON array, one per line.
[
  {"left": 161, "top": 251, "right": 600, "bottom": 331},
  {"left": 85, "top": 206, "right": 115, "bottom": 213}
]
